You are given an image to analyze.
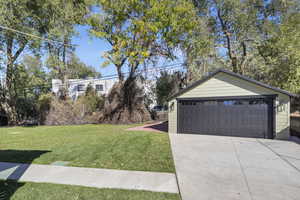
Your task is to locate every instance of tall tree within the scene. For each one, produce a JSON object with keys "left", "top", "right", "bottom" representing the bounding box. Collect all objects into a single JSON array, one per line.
[
  {"left": 88, "top": 0, "right": 200, "bottom": 81},
  {"left": 43, "top": 0, "right": 90, "bottom": 98},
  {"left": 87, "top": 0, "right": 201, "bottom": 122},
  {"left": 0, "top": 0, "right": 90, "bottom": 125},
  {"left": 258, "top": 12, "right": 300, "bottom": 93},
  {"left": 48, "top": 54, "right": 101, "bottom": 79},
  {"left": 186, "top": 0, "right": 300, "bottom": 94},
  {"left": 13, "top": 55, "right": 49, "bottom": 121},
  {"left": 0, "top": 0, "right": 44, "bottom": 124}
]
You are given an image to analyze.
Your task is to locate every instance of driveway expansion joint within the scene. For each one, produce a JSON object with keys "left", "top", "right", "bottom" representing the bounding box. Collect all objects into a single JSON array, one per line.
[
  {"left": 257, "top": 139, "right": 300, "bottom": 173},
  {"left": 231, "top": 139, "right": 254, "bottom": 200}
]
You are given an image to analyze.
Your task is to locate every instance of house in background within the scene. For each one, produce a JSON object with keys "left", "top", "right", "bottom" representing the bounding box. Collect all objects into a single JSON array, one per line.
[{"left": 52, "top": 78, "right": 118, "bottom": 100}]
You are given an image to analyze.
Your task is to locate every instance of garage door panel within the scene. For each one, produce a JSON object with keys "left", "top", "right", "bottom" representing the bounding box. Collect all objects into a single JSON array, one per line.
[{"left": 178, "top": 98, "right": 272, "bottom": 138}]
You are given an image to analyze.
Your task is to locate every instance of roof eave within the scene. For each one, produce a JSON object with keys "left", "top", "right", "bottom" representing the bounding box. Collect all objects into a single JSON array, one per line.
[{"left": 168, "top": 69, "right": 297, "bottom": 101}]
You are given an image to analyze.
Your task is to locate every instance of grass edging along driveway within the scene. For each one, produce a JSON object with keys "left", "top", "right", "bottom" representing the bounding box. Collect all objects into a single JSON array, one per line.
[
  {"left": 0, "top": 180, "right": 181, "bottom": 200},
  {"left": 0, "top": 124, "right": 175, "bottom": 173}
]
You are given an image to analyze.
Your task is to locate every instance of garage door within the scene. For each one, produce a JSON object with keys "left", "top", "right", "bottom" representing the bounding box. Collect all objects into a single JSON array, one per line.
[{"left": 178, "top": 97, "right": 274, "bottom": 138}]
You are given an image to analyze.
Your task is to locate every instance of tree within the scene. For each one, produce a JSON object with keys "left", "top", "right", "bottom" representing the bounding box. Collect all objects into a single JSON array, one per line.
[
  {"left": 185, "top": 0, "right": 300, "bottom": 93},
  {"left": 0, "top": 0, "right": 44, "bottom": 124},
  {"left": 68, "top": 55, "right": 101, "bottom": 79},
  {"left": 10, "top": 55, "right": 49, "bottom": 122},
  {"left": 43, "top": 0, "right": 91, "bottom": 98},
  {"left": 48, "top": 54, "right": 100, "bottom": 79},
  {"left": 155, "top": 71, "right": 186, "bottom": 107},
  {"left": 187, "top": 0, "right": 266, "bottom": 75},
  {"left": 258, "top": 12, "right": 300, "bottom": 93},
  {"left": 0, "top": 0, "right": 90, "bottom": 124},
  {"left": 87, "top": 0, "right": 200, "bottom": 122}
]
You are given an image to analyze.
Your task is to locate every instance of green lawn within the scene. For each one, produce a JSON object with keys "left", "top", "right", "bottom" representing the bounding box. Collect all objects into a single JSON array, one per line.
[
  {"left": 0, "top": 124, "right": 174, "bottom": 172},
  {"left": 0, "top": 180, "right": 180, "bottom": 200}
]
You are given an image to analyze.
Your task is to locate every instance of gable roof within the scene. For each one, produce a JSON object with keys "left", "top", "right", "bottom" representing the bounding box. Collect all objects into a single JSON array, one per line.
[{"left": 169, "top": 69, "right": 297, "bottom": 100}]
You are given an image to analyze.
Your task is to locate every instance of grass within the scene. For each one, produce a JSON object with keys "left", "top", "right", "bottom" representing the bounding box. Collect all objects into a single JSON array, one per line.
[
  {"left": 0, "top": 124, "right": 174, "bottom": 172},
  {"left": 0, "top": 180, "right": 180, "bottom": 200}
]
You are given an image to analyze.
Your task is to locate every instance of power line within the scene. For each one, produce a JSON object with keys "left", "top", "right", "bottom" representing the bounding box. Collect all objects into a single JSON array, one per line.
[
  {"left": 21, "top": 64, "right": 184, "bottom": 90},
  {"left": 99, "top": 62, "right": 184, "bottom": 79},
  {"left": 0, "top": 25, "right": 75, "bottom": 47},
  {"left": 60, "top": 62, "right": 184, "bottom": 84},
  {"left": 53, "top": 64, "right": 183, "bottom": 85}
]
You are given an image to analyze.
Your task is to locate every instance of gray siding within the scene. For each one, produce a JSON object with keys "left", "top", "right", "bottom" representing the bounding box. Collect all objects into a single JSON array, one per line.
[{"left": 168, "top": 72, "right": 290, "bottom": 139}]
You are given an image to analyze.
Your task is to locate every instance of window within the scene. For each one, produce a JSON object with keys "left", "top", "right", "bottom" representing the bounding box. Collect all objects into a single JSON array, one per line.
[
  {"left": 96, "top": 84, "right": 104, "bottom": 91},
  {"left": 181, "top": 101, "right": 197, "bottom": 106},
  {"left": 77, "top": 84, "right": 85, "bottom": 91},
  {"left": 220, "top": 99, "right": 267, "bottom": 106}
]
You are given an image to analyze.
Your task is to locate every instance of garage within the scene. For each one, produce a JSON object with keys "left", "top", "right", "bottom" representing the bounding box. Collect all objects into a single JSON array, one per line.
[{"left": 168, "top": 69, "right": 295, "bottom": 139}]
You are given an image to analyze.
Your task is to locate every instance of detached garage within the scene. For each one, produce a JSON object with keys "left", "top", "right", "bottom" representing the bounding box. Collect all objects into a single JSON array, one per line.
[{"left": 168, "top": 69, "right": 296, "bottom": 139}]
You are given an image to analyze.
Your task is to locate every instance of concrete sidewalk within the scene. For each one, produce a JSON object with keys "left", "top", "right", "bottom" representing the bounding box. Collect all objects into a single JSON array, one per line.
[{"left": 0, "top": 162, "right": 178, "bottom": 193}]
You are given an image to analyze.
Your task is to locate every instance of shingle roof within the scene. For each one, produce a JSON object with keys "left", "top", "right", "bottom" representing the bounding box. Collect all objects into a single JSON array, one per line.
[{"left": 168, "top": 69, "right": 297, "bottom": 100}]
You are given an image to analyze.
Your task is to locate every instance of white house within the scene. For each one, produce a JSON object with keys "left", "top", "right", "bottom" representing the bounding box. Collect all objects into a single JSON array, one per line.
[
  {"left": 52, "top": 78, "right": 118, "bottom": 100},
  {"left": 52, "top": 77, "right": 158, "bottom": 108}
]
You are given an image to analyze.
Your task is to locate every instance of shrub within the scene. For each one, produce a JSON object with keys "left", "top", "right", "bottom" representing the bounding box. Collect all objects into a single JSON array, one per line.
[
  {"left": 76, "top": 84, "right": 104, "bottom": 114},
  {"left": 43, "top": 86, "right": 104, "bottom": 125},
  {"left": 37, "top": 93, "right": 53, "bottom": 124}
]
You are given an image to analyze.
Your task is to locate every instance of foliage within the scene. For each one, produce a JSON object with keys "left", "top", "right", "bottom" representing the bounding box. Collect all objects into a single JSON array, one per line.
[
  {"left": 48, "top": 53, "right": 101, "bottom": 80},
  {"left": 1, "top": 0, "right": 300, "bottom": 126},
  {"left": 37, "top": 93, "right": 53, "bottom": 124},
  {"left": 0, "top": 0, "right": 48, "bottom": 124},
  {"left": 77, "top": 84, "right": 105, "bottom": 113},
  {"left": 10, "top": 56, "right": 50, "bottom": 122},
  {"left": 68, "top": 55, "right": 101, "bottom": 79},
  {"left": 87, "top": 0, "right": 200, "bottom": 80},
  {"left": 43, "top": 0, "right": 91, "bottom": 82},
  {"left": 155, "top": 71, "right": 186, "bottom": 107},
  {"left": 42, "top": 85, "right": 104, "bottom": 125},
  {"left": 87, "top": 0, "right": 200, "bottom": 122},
  {"left": 258, "top": 12, "right": 300, "bottom": 93},
  {"left": 2, "top": 54, "right": 100, "bottom": 125},
  {"left": 0, "top": 0, "right": 91, "bottom": 125},
  {"left": 185, "top": 0, "right": 300, "bottom": 94}
]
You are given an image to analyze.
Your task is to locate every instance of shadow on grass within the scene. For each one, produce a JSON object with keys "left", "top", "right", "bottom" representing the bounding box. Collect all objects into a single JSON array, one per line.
[
  {"left": 0, "top": 150, "right": 50, "bottom": 164},
  {"left": 0, "top": 150, "right": 50, "bottom": 200},
  {"left": 0, "top": 180, "right": 24, "bottom": 200}
]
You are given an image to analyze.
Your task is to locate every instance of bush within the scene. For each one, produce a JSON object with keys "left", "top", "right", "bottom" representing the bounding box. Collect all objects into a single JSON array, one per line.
[
  {"left": 43, "top": 86, "right": 104, "bottom": 125},
  {"left": 37, "top": 93, "right": 53, "bottom": 124},
  {"left": 76, "top": 84, "right": 104, "bottom": 114}
]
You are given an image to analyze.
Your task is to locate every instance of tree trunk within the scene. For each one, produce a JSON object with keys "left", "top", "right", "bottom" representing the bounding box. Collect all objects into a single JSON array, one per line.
[
  {"left": 117, "top": 66, "right": 124, "bottom": 81},
  {"left": 2, "top": 100, "right": 18, "bottom": 126},
  {"left": 3, "top": 34, "right": 27, "bottom": 125},
  {"left": 5, "top": 57, "right": 18, "bottom": 125}
]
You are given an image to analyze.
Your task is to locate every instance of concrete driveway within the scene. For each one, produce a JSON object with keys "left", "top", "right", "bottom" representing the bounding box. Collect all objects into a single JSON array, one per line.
[{"left": 169, "top": 134, "right": 300, "bottom": 200}]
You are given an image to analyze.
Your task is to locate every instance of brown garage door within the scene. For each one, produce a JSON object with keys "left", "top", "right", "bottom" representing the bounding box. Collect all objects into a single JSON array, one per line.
[{"left": 178, "top": 97, "right": 274, "bottom": 138}]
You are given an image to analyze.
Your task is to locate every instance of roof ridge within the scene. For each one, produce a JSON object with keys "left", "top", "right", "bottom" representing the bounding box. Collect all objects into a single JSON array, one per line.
[{"left": 168, "top": 68, "right": 297, "bottom": 100}]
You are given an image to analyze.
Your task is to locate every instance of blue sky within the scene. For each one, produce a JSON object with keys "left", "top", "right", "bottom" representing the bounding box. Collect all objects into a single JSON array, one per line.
[
  {"left": 72, "top": 25, "right": 116, "bottom": 76},
  {"left": 71, "top": 25, "right": 185, "bottom": 78}
]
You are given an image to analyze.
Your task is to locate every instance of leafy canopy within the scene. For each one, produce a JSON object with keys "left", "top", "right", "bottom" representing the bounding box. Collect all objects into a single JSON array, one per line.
[{"left": 88, "top": 0, "right": 200, "bottom": 80}]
